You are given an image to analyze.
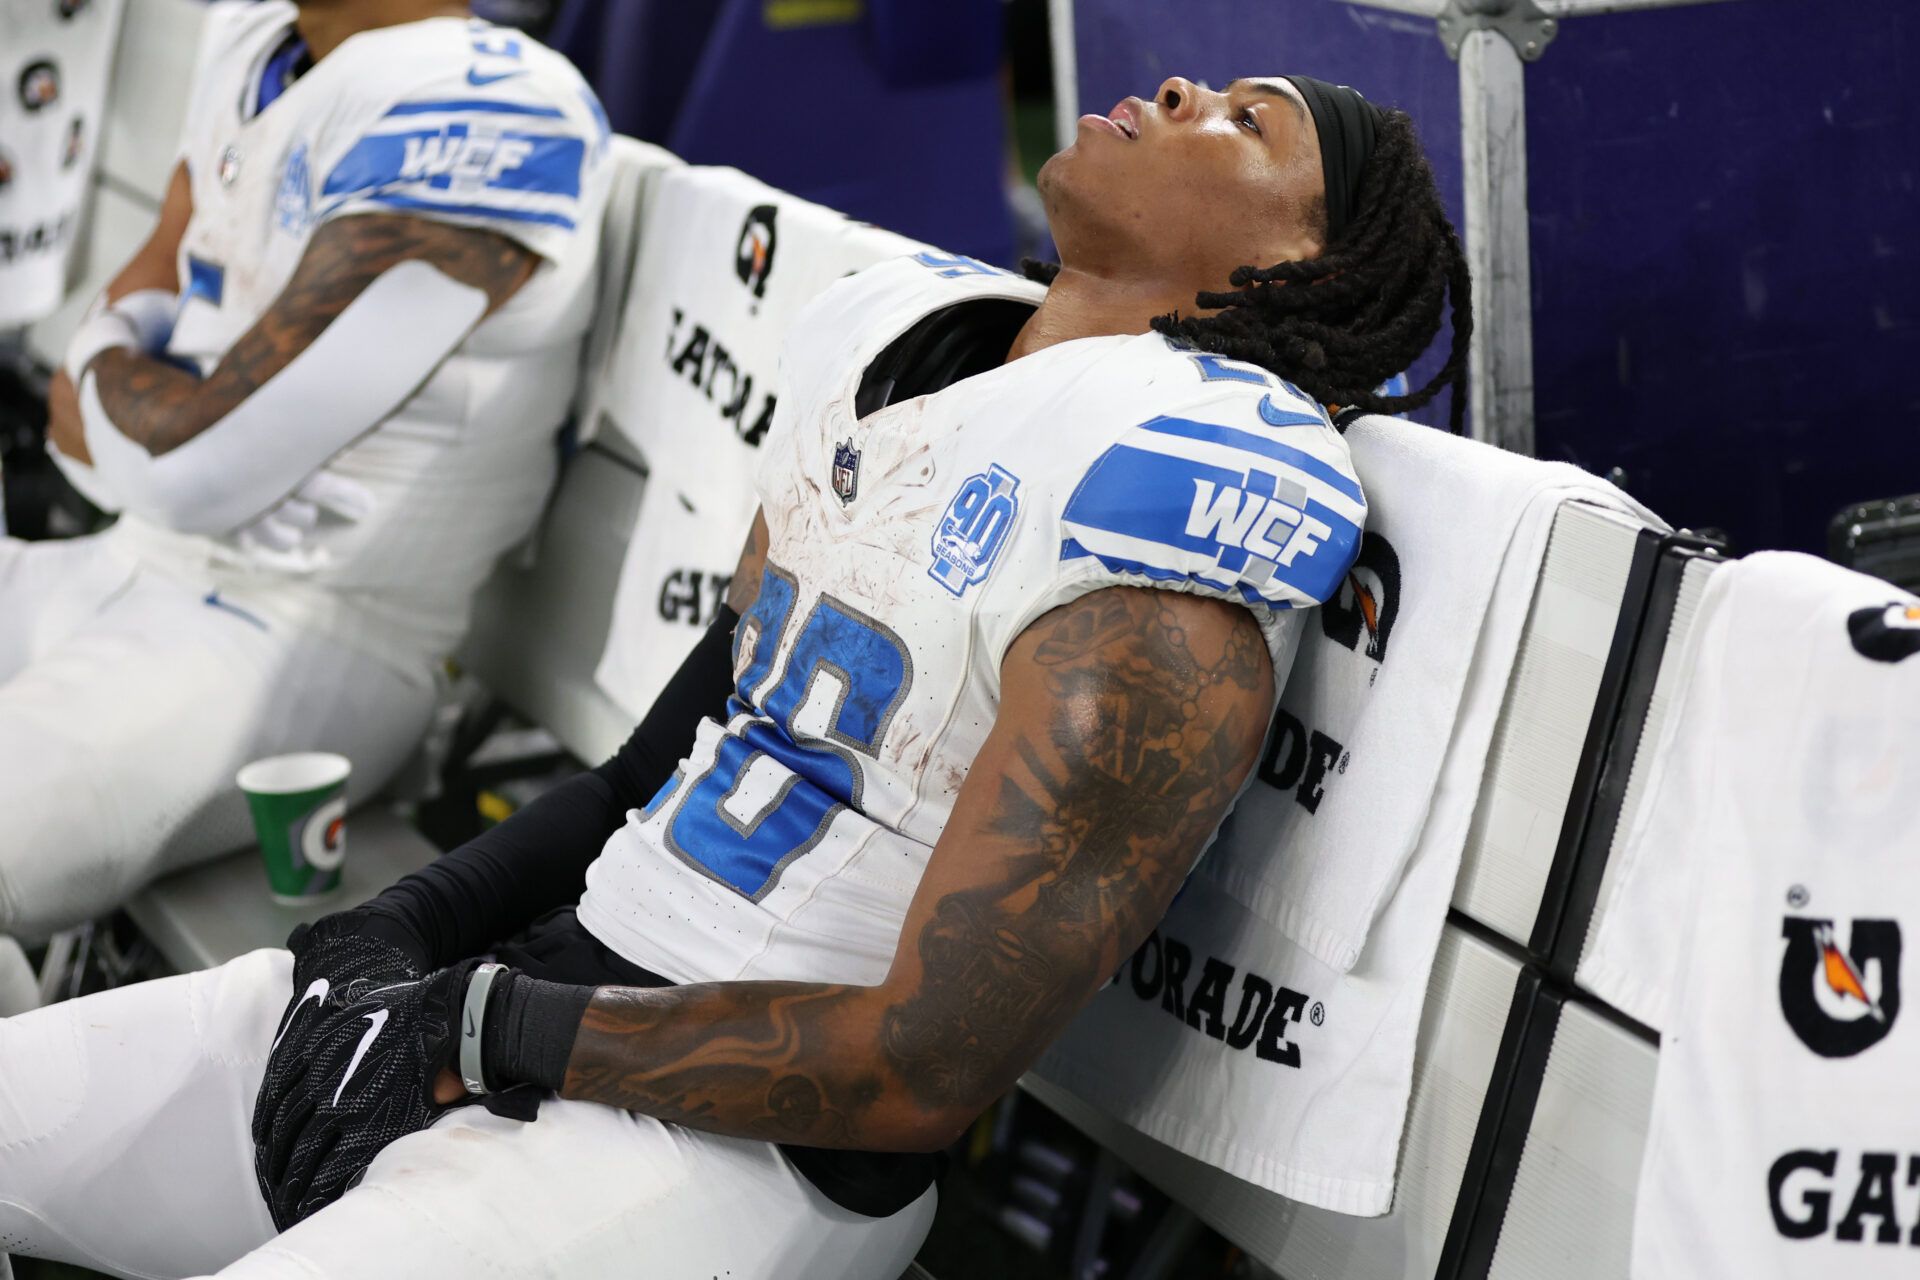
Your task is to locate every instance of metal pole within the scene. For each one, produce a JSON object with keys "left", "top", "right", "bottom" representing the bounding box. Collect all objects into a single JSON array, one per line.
[
  {"left": 1337, "top": 0, "right": 1450, "bottom": 15},
  {"left": 1538, "top": 0, "right": 1736, "bottom": 13},
  {"left": 1049, "top": 0, "right": 1082, "bottom": 151},
  {"left": 1458, "top": 28, "right": 1536, "bottom": 451}
]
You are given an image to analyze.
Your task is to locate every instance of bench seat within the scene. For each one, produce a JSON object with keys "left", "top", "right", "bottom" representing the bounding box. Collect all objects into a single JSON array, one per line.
[{"left": 125, "top": 807, "right": 439, "bottom": 973}]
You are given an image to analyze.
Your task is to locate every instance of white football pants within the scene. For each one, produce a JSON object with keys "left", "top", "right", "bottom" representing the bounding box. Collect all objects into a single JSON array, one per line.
[
  {"left": 0, "top": 533, "right": 437, "bottom": 939},
  {"left": 0, "top": 949, "right": 937, "bottom": 1279}
]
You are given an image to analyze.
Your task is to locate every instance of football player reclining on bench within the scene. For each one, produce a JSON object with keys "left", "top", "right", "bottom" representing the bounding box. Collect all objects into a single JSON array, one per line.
[
  {"left": 0, "top": 68, "right": 1471, "bottom": 1280},
  {"left": 0, "top": 0, "right": 607, "bottom": 986}
]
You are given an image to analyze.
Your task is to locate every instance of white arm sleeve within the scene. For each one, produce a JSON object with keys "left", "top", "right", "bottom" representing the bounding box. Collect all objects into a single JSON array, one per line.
[
  {"left": 47, "top": 443, "right": 127, "bottom": 514},
  {"left": 49, "top": 288, "right": 181, "bottom": 515},
  {"left": 77, "top": 260, "right": 488, "bottom": 537}
]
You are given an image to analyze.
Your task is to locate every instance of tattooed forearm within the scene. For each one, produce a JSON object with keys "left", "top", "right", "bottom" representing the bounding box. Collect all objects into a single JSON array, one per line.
[
  {"left": 557, "top": 587, "right": 1272, "bottom": 1152},
  {"left": 879, "top": 589, "right": 1269, "bottom": 1113},
  {"left": 89, "top": 213, "right": 537, "bottom": 456},
  {"left": 566, "top": 981, "right": 892, "bottom": 1146}
]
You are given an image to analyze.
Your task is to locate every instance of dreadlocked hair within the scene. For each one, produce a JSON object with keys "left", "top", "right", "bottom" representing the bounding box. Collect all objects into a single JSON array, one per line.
[{"left": 1024, "top": 108, "right": 1473, "bottom": 433}]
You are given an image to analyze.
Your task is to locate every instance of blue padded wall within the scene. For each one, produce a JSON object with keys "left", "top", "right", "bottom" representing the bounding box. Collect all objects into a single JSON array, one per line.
[
  {"left": 667, "top": 0, "right": 1013, "bottom": 266},
  {"left": 552, "top": 0, "right": 1013, "bottom": 265},
  {"left": 1075, "top": 0, "right": 1920, "bottom": 551},
  {"left": 1526, "top": 0, "right": 1920, "bottom": 553}
]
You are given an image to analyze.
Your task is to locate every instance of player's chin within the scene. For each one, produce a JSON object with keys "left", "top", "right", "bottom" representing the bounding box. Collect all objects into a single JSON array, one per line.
[{"left": 1035, "top": 145, "right": 1111, "bottom": 210}]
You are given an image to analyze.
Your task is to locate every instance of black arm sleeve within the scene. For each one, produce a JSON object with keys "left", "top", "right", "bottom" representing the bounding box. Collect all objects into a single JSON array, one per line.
[{"left": 359, "top": 604, "right": 740, "bottom": 967}]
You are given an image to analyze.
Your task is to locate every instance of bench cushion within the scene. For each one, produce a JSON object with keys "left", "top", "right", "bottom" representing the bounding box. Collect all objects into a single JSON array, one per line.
[{"left": 125, "top": 807, "right": 439, "bottom": 973}]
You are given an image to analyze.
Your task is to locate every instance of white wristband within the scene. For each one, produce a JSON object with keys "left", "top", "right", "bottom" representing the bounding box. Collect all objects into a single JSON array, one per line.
[{"left": 62, "top": 309, "right": 143, "bottom": 384}]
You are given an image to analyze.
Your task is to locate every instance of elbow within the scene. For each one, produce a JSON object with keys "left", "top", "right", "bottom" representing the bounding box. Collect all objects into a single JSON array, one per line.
[
  {"left": 846, "top": 1067, "right": 971, "bottom": 1153},
  {"left": 86, "top": 450, "right": 233, "bottom": 535},
  {"left": 861, "top": 994, "right": 1019, "bottom": 1154}
]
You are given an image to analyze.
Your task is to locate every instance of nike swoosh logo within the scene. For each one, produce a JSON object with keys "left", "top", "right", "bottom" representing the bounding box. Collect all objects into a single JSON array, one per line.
[
  {"left": 464, "top": 1007, "right": 477, "bottom": 1039},
  {"left": 1258, "top": 394, "right": 1325, "bottom": 430},
  {"left": 466, "top": 67, "right": 526, "bottom": 87},
  {"left": 271, "top": 978, "right": 330, "bottom": 1054},
  {"left": 333, "top": 1008, "right": 391, "bottom": 1107}
]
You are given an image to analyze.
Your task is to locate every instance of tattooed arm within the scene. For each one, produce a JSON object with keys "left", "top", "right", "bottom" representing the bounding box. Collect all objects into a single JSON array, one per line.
[
  {"left": 85, "top": 212, "right": 537, "bottom": 457},
  {"left": 552, "top": 586, "right": 1273, "bottom": 1152},
  {"left": 46, "top": 163, "right": 193, "bottom": 466}
]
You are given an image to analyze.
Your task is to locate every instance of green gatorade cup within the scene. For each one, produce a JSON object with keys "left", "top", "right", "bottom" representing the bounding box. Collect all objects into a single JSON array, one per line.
[{"left": 236, "top": 752, "right": 351, "bottom": 905}]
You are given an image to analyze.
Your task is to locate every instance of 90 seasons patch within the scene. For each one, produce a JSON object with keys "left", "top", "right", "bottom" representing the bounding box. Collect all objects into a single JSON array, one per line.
[{"left": 930, "top": 465, "right": 1021, "bottom": 598}]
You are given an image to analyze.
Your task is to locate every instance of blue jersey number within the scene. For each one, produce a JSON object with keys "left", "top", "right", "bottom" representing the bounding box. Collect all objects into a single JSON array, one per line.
[{"left": 659, "top": 564, "right": 911, "bottom": 900}]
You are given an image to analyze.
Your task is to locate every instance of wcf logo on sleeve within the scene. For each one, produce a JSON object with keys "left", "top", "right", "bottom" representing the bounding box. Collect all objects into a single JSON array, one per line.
[{"left": 399, "top": 124, "right": 536, "bottom": 191}]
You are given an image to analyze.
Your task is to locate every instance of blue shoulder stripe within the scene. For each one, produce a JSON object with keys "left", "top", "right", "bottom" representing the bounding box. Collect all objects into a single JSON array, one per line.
[
  {"left": 1061, "top": 441, "right": 1361, "bottom": 605},
  {"left": 1135, "top": 414, "right": 1363, "bottom": 504},
  {"left": 323, "top": 130, "right": 585, "bottom": 202},
  {"left": 384, "top": 98, "right": 567, "bottom": 119}
]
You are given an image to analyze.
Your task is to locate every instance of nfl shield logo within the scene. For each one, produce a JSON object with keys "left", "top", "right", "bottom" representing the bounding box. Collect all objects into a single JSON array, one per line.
[{"left": 832, "top": 440, "right": 860, "bottom": 505}]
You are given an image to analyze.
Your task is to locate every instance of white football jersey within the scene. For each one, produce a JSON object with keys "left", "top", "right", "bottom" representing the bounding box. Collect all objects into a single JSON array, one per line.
[
  {"left": 579, "top": 254, "right": 1368, "bottom": 987},
  {"left": 0, "top": 0, "right": 125, "bottom": 327},
  {"left": 108, "top": 1, "right": 611, "bottom": 662}
]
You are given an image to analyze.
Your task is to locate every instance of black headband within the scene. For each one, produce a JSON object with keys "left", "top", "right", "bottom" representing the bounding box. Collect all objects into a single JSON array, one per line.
[{"left": 1283, "top": 74, "right": 1386, "bottom": 244}]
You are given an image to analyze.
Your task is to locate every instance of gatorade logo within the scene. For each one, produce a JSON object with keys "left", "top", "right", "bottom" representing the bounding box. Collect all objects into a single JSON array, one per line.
[
  {"left": 1847, "top": 602, "right": 1920, "bottom": 664},
  {"left": 734, "top": 204, "right": 778, "bottom": 300},
  {"left": 1126, "top": 930, "right": 1320, "bottom": 1069},
  {"left": 297, "top": 796, "right": 348, "bottom": 874},
  {"left": 1320, "top": 531, "right": 1400, "bottom": 664},
  {"left": 1779, "top": 916, "right": 1902, "bottom": 1058},
  {"left": 18, "top": 60, "right": 59, "bottom": 113}
]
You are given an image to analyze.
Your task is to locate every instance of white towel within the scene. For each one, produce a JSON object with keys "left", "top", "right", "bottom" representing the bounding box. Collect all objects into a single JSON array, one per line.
[
  {"left": 1201, "top": 416, "right": 1662, "bottom": 971},
  {"left": 1032, "top": 484, "right": 1561, "bottom": 1214},
  {"left": 1580, "top": 553, "right": 1920, "bottom": 1279},
  {"left": 591, "top": 485, "right": 739, "bottom": 718},
  {"left": 571, "top": 136, "right": 683, "bottom": 451},
  {"left": 589, "top": 166, "right": 924, "bottom": 715}
]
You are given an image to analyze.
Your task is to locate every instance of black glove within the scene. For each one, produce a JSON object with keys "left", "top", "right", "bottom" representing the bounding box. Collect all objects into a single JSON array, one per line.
[
  {"left": 253, "top": 957, "right": 489, "bottom": 1229},
  {"left": 255, "top": 912, "right": 429, "bottom": 1138},
  {"left": 252, "top": 910, "right": 435, "bottom": 1228},
  {"left": 277, "top": 908, "right": 433, "bottom": 1037}
]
